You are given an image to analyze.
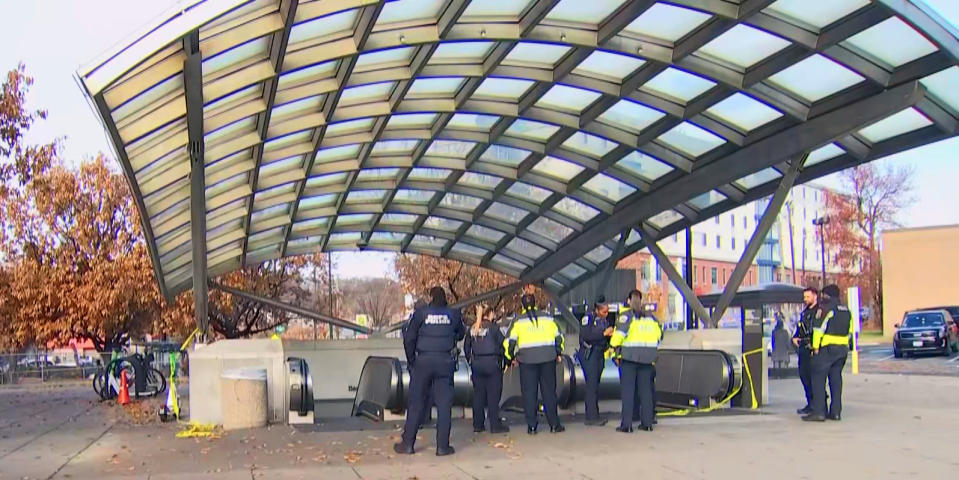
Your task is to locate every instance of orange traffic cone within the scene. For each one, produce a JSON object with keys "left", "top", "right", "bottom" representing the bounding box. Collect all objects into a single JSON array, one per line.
[{"left": 117, "top": 370, "right": 131, "bottom": 405}]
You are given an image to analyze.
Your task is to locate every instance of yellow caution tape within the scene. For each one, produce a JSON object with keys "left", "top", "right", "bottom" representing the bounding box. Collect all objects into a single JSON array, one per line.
[
  {"left": 660, "top": 346, "right": 764, "bottom": 416},
  {"left": 179, "top": 328, "right": 200, "bottom": 352},
  {"left": 175, "top": 422, "right": 221, "bottom": 438}
]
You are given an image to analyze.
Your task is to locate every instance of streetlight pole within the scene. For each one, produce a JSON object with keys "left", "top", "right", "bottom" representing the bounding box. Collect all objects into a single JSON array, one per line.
[{"left": 812, "top": 216, "right": 830, "bottom": 287}]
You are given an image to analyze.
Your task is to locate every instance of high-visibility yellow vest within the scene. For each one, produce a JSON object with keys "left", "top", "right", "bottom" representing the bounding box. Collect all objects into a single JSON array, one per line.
[
  {"left": 610, "top": 310, "right": 662, "bottom": 364},
  {"left": 503, "top": 308, "right": 564, "bottom": 364},
  {"left": 813, "top": 305, "right": 852, "bottom": 349}
]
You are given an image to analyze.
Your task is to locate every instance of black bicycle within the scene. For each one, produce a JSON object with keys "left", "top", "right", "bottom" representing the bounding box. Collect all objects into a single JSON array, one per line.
[{"left": 92, "top": 352, "right": 166, "bottom": 400}]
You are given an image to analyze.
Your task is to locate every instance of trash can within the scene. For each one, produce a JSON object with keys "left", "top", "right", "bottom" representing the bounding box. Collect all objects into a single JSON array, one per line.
[{"left": 220, "top": 368, "right": 268, "bottom": 430}]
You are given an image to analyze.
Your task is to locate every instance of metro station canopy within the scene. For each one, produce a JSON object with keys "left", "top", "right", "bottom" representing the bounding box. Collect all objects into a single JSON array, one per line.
[{"left": 78, "top": 0, "right": 959, "bottom": 300}]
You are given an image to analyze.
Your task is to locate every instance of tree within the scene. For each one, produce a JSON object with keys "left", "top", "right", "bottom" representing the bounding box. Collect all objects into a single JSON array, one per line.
[
  {"left": 337, "top": 277, "right": 405, "bottom": 329},
  {"left": 822, "top": 163, "right": 915, "bottom": 326}
]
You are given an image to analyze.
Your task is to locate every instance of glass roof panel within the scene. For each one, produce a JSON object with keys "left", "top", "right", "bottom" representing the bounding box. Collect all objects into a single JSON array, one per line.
[
  {"left": 544, "top": 0, "right": 626, "bottom": 25},
  {"left": 328, "top": 232, "right": 362, "bottom": 243},
  {"left": 289, "top": 9, "right": 357, "bottom": 45},
  {"left": 507, "top": 182, "right": 553, "bottom": 203},
  {"left": 372, "top": 139, "right": 419, "bottom": 155},
  {"left": 616, "top": 151, "right": 673, "bottom": 182},
  {"left": 581, "top": 173, "right": 637, "bottom": 202},
  {"left": 623, "top": 3, "right": 712, "bottom": 43},
  {"left": 450, "top": 242, "right": 487, "bottom": 259},
  {"left": 381, "top": 213, "right": 419, "bottom": 225},
  {"left": 291, "top": 217, "right": 329, "bottom": 232},
  {"left": 657, "top": 122, "right": 726, "bottom": 157},
  {"left": 408, "top": 77, "right": 466, "bottom": 97},
  {"left": 584, "top": 244, "right": 612, "bottom": 264},
  {"left": 527, "top": 216, "right": 574, "bottom": 241},
  {"left": 480, "top": 145, "right": 532, "bottom": 167},
  {"left": 506, "top": 237, "right": 547, "bottom": 259},
  {"left": 203, "top": 36, "right": 270, "bottom": 76},
  {"left": 505, "top": 119, "right": 560, "bottom": 141},
  {"left": 466, "top": 224, "right": 506, "bottom": 242},
  {"left": 299, "top": 193, "right": 337, "bottom": 210},
  {"left": 562, "top": 132, "right": 618, "bottom": 157},
  {"left": 393, "top": 189, "right": 436, "bottom": 204},
  {"left": 410, "top": 235, "right": 448, "bottom": 250},
  {"left": 920, "top": 66, "right": 959, "bottom": 114},
  {"left": 706, "top": 93, "right": 783, "bottom": 131},
  {"left": 491, "top": 254, "right": 526, "bottom": 273},
  {"left": 369, "top": 232, "right": 406, "bottom": 244},
  {"left": 572, "top": 51, "right": 646, "bottom": 82},
  {"left": 734, "top": 167, "right": 782, "bottom": 190},
  {"left": 356, "top": 168, "right": 401, "bottom": 182},
  {"left": 271, "top": 95, "right": 323, "bottom": 120},
  {"left": 339, "top": 81, "right": 394, "bottom": 106},
  {"left": 553, "top": 197, "right": 600, "bottom": 222},
  {"left": 325, "top": 117, "right": 374, "bottom": 136},
  {"left": 336, "top": 214, "right": 374, "bottom": 226},
  {"left": 314, "top": 144, "right": 360, "bottom": 164},
  {"left": 461, "top": 0, "right": 533, "bottom": 20},
  {"left": 355, "top": 47, "right": 416, "bottom": 71},
  {"left": 344, "top": 189, "right": 385, "bottom": 204},
  {"left": 431, "top": 41, "right": 495, "bottom": 63},
  {"left": 387, "top": 113, "right": 438, "bottom": 129},
  {"left": 424, "top": 216, "right": 463, "bottom": 232},
  {"left": 857, "top": 108, "right": 933, "bottom": 143},
  {"left": 697, "top": 24, "right": 791, "bottom": 70},
  {"left": 426, "top": 140, "right": 476, "bottom": 158},
  {"left": 532, "top": 156, "right": 584, "bottom": 181},
  {"left": 440, "top": 193, "right": 484, "bottom": 211},
  {"left": 763, "top": 0, "right": 870, "bottom": 31},
  {"left": 448, "top": 113, "right": 499, "bottom": 132},
  {"left": 648, "top": 209, "right": 683, "bottom": 228},
  {"left": 536, "top": 85, "right": 602, "bottom": 113},
  {"left": 260, "top": 156, "right": 302, "bottom": 177},
  {"left": 486, "top": 202, "right": 529, "bottom": 223},
  {"left": 843, "top": 17, "right": 938, "bottom": 69},
  {"left": 597, "top": 99, "right": 666, "bottom": 134},
  {"left": 264, "top": 130, "right": 311, "bottom": 152},
  {"left": 688, "top": 190, "right": 727, "bottom": 210},
  {"left": 643, "top": 68, "right": 716, "bottom": 103},
  {"left": 473, "top": 77, "right": 535, "bottom": 101},
  {"left": 306, "top": 172, "right": 348, "bottom": 187},
  {"left": 558, "top": 263, "right": 587, "bottom": 281},
  {"left": 804, "top": 143, "right": 845, "bottom": 167},
  {"left": 407, "top": 167, "right": 452, "bottom": 182},
  {"left": 278, "top": 60, "right": 338, "bottom": 88},
  {"left": 767, "top": 54, "right": 864, "bottom": 102},
  {"left": 503, "top": 42, "right": 572, "bottom": 69},
  {"left": 458, "top": 172, "right": 503, "bottom": 189},
  {"left": 377, "top": 0, "right": 444, "bottom": 26}
]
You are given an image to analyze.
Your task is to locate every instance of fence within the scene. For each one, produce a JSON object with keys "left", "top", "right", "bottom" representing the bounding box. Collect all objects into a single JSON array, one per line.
[{"left": 0, "top": 343, "right": 183, "bottom": 386}]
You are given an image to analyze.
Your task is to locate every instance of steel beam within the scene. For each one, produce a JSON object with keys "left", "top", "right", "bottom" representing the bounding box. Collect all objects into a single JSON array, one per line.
[
  {"left": 210, "top": 282, "right": 371, "bottom": 334},
  {"left": 880, "top": 0, "right": 959, "bottom": 62},
  {"left": 448, "top": 281, "right": 524, "bottom": 310},
  {"left": 595, "top": 230, "right": 628, "bottom": 299},
  {"left": 640, "top": 226, "right": 711, "bottom": 328},
  {"left": 184, "top": 31, "right": 208, "bottom": 334},
  {"left": 709, "top": 154, "right": 806, "bottom": 325},
  {"left": 542, "top": 287, "right": 580, "bottom": 334},
  {"left": 520, "top": 81, "right": 926, "bottom": 284}
]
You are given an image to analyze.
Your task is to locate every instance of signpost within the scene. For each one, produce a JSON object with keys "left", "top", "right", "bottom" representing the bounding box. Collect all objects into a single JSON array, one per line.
[
  {"left": 355, "top": 315, "right": 368, "bottom": 339},
  {"left": 848, "top": 287, "right": 861, "bottom": 375}
]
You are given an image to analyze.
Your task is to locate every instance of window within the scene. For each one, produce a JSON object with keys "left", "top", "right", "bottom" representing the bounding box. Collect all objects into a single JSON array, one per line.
[
  {"left": 731, "top": 215, "right": 735, "bottom": 228},
  {"left": 715, "top": 216, "right": 720, "bottom": 224},
  {"left": 743, "top": 216, "right": 747, "bottom": 229},
  {"left": 699, "top": 233, "right": 707, "bottom": 246},
  {"left": 693, "top": 266, "right": 698, "bottom": 282},
  {"left": 702, "top": 266, "right": 706, "bottom": 284},
  {"left": 716, "top": 235, "right": 721, "bottom": 248},
  {"left": 711, "top": 268, "right": 717, "bottom": 285},
  {"left": 732, "top": 238, "right": 737, "bottom": 250},
  {"left": 655, "top": 266, "right": 662, "bottom": 282}
]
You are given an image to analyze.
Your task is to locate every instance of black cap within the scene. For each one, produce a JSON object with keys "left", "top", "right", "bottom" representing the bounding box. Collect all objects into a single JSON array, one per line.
[
  {"left": 822, "top": 284, "right": 841, "bottom": 298},
  {"left": 594, "top": 295, "right": 607, "bottom": 306}
]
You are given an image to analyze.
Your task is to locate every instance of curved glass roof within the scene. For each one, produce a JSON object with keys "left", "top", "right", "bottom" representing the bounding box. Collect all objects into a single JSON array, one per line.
[{"left": 77, "top": 0, "right": 959, "bottom": 298}]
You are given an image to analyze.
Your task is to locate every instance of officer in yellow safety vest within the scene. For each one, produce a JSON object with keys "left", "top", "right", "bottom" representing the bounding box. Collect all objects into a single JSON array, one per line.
[
  {"left": 503, "top": 285, "right": 566, "bottom": 435},
  {"left": 610, "top": 289, "right": 662, "bottom": 432},
  {"left": 802, "top": 284, "right": 851, "bottom": 423}
]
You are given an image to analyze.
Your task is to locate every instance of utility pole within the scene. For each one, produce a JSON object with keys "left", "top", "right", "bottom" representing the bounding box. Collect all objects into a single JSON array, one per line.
[
  {"left": 813, "top": 216, "right": 830, "bottom": 287},
  {"left": 328, "top": 252, "right": 335, "bottom": 339},
  {"left": 685, "top": 227, "right": 694, "bottom": 329}
]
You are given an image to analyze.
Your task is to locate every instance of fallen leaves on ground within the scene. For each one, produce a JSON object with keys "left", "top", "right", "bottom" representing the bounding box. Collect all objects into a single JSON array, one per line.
[{"left": 344, "top": 450, "right": 363, "bottom": 464}]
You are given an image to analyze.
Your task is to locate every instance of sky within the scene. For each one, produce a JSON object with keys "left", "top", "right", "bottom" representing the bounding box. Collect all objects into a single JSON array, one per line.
[{"left": 2, "top": 0, "right": 958, "bottom": 279}]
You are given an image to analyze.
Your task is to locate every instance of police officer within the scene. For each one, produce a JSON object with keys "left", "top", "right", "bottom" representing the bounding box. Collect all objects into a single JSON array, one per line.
[
  {"left": 793, "top": 287, "right": 819, "bottom": 415},
  {"left": 504, "top": 285, "right": 565, "bottom": 435},
  {"left": 402, "top": 298, "right": 434, "bottom": 429},
  {"left": 579, "top": 296, "right": 614, "bottom": 426},
  {"left": 394, "top": 286, "right": 465, "bottom": 456},
  {"left": 803, "top": 284, "right": 851, "bottom": 423},
  {"left": 465, "top": 304, "right": 509, "bottom": 434},
  {"left": 610, "top": 289, "right": 662, "bottom": 433}
]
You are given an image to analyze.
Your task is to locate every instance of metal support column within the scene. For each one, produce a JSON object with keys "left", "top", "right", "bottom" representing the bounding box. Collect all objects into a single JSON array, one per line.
[
  {"left": 710, "top": 154, "right": 807, "bottom": 325},
  {"left": 183, "top": 31, "right": 208, "bottom": 336},
  {"left": 596, "top": 231, "right": 629, "bottom": 299},
  {"left": 641, "top": 227, "right": 712, "bottom": 328},
  {"left": 543, "top": 287, "right": 580, "bottom": 334},
  {"left": 448, "top": 282, "right": 523, "bottom": 310},
  {"left": 210, "top": 283, "right": 371, "bottom": 335},
  {"left": 685, "top": 227, "right": 694, "bottom": 329}
]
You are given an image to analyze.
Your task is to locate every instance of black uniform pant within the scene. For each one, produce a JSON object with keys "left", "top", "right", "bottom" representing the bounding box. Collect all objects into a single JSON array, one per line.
[
  {"left": 798, "top": 346, "right": 813, "bottom": 407},
  {"left": 402, "top": 355, "right": 455, "bottom": 449},
  {"left": 620, "top": 361, "right": 654, "bottom": 428},
  {"left": 471, "top": 356, "right": 504, "bottom": 430},
  {"left": 582, "top": 350, "right": 605, "bottom": 421},
  {"left": 519, "top": 361, "right": 561, "bottom": 429},
  {"left": 811, "top": 346, "right": 847, "bottom": 417}
]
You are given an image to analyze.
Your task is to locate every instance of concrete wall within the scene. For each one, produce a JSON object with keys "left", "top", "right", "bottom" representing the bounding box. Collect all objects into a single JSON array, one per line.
[{"left": 881, "top": 225, "right": 959, "bottom": 338}]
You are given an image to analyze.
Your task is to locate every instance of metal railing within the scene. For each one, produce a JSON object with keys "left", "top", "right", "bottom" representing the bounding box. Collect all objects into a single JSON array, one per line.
[{"left": 0, "top": 353, "right": 99, "bottom": 385}]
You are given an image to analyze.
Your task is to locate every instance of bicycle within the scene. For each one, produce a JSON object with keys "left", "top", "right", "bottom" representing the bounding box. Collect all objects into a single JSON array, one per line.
[{"left": 93, "top": 352, "right": 166, "bottom": 400}]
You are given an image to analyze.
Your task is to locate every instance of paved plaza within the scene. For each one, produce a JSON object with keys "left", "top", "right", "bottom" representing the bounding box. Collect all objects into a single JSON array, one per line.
[{"left": 1, "top": 371, "right": 956, "bottom": 480}]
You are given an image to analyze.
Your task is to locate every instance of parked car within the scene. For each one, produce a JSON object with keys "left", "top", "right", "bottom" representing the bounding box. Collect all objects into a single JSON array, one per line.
[
  {"left": 927, "top": 306, "right": 959, "bottom": 323},
  {"left": 893, "top": 309, "right": 959, "bottom": 357}
]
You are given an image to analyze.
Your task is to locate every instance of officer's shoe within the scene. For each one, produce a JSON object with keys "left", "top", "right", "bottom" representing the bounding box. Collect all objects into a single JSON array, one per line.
[
  {"left": 436, "top": 446, "right": 455, "bottom": 457},
  {"left": 639, "top": 425, "right": 653, "bottom": 432},
  {"left": 584, "top": 418, "right": 608, "bottom": 427},
  {"left": 393, "top": 442, "right": 415, "bottom": 455},
  {"left": 527, "top": 425, "right": 538, "bottom": 435},
  {"left": 797, "top": 406, "right": 812, "bottom": 415},
  {"left": 826, "top": 414, "right": 841, "bottom": 421},
  {"left": 473, "top": 426, "right": 486, "bottom": 433},
  {"left": 615, "top": 425, "right": 633, "bottom": 433},
  {"left": 490, "top": 424, "right": 510, "bottom": 434},
  {"left": 801, "top": 414, "right": 827, "bottom": 422},
  {"left": 549, "top": 424, "right": 565, "bottom": 433}
]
